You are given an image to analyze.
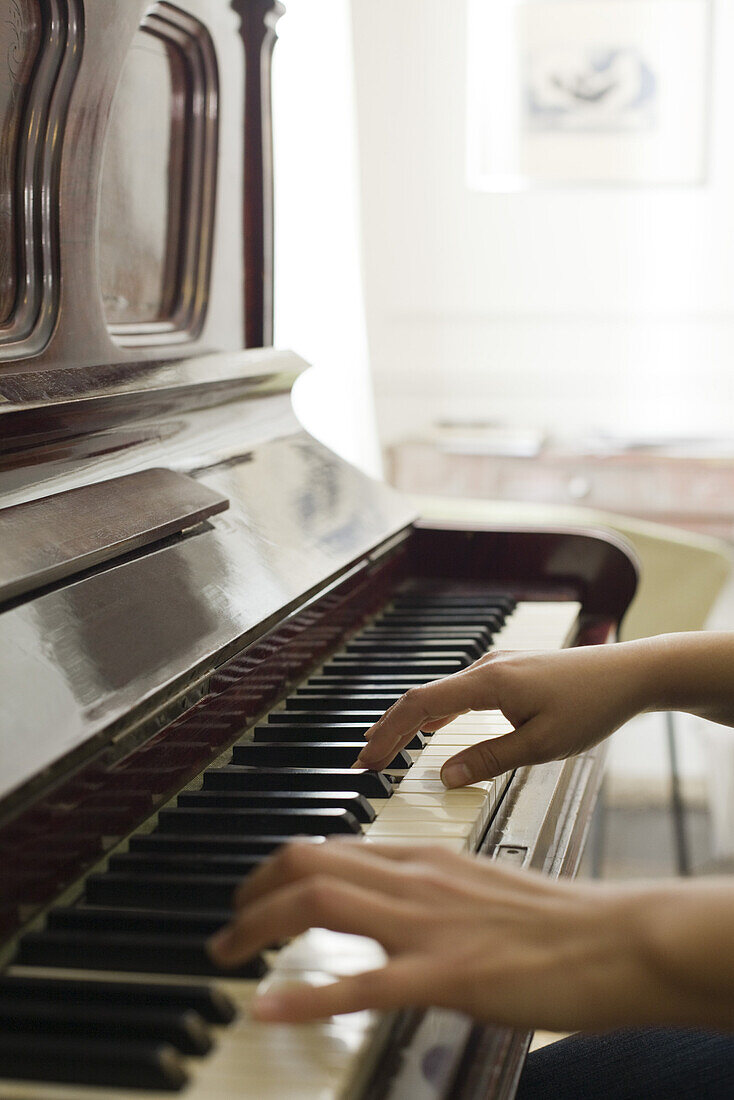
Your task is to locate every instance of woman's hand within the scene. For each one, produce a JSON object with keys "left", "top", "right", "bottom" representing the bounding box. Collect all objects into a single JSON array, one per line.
[
  {"left": 206, "top": 839, "right": 692, "bottom": 1031},
  {"left": 355, "top": 644, "right": 652, "bottom": 787}
]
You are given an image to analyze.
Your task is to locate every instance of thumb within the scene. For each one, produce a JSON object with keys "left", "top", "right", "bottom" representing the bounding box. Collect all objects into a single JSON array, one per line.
[{"left": 440, "top": 718, "right": 545, "bottom": 788}]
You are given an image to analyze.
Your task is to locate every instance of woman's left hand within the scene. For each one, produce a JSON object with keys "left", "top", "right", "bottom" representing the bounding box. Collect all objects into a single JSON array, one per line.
[{"left": 207, "top": 838, "right": 655, "bottom": 1030}]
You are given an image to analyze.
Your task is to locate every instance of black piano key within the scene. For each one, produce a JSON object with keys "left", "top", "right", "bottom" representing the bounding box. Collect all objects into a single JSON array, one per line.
[
  {"left": 231, "top": 741, "right": 412, "bottom": 770},
  {"left": 178, "top": 789, "right": 376, "bottom": 824},
  {"left": 108, "top": 851, "right": 267, "bottom": 877},
  {"left": 399, "top": 601, "right": 503, "bottom": 612},
  {"left": 291, "top": 687, "right": 409, "bottom": 699},
  {"left": 380, "top": 610, "right": 503, "bottom": 624},
  {"left": 347, "top": 638, "right": 479, "bottom": 651},
  {"left": 158, "top": 804, "right": 364, "bottom": 834},
  {"left": 345, "top": 640, "right": 480, "bottom": 660},
  {"left": 17, "top": 928, "right": 266, "bottom": 979},
  {"left": 357, "top": 635, "right": 490, "bottom": 652},
  {"left": 327, "top": 657, "right": 464, "bottom": 675},
  {"left": 307, "top": 674, "right": 434, "bottom": 687},
  {"left": 129, "top": 833, "right": 326, "bottom": 857},
  {"left": 0, "top": 1034, "right": 188, "bottom": 1091},
  {"left": 286, "top": 693, "right": 402, "bottom": 711},
  {"left": 268, "top": 711, "right": 385, "bottom": 725},
  {"left": 367, "top": 616, "right": 492, "bottom": 627},
  {"left": 0, "top": 998, "right": 213, "bottom": 1056},
  {"left": 48, "top": 906, "right": 232, "bottom": 939},
  {"left": 252, "top": 725, "right": 426, "bottom": 750},
  {"left": 203, "top": 766, "right": 393, "bottom": 798},
  {"left": 359, "top": 626, "right": 491, "bottom": 642},
  {"left": 0, "top": 974, "right": 237, "bottom": 1024},
  {"left": 84, "top": 873, "right": 247, "bottom": 913},
  {"left": 391, "top": 594, "right": 514, "bottom": 609}
]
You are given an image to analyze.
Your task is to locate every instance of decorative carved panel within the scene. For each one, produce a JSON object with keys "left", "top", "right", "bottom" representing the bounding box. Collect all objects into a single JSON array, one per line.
[
  {"left": 0, "top": 0, "right": 80, "bottom": 359},
  {"left": 0, "top": 1, "right": 41, "bottom": 325},
  {"left": 98, "top": 3, "right": 219, "bottom": 346}
]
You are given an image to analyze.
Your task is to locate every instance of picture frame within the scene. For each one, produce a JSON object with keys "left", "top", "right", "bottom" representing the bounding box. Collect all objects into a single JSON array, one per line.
[{"left": 466, "top": 0, "right": 713, "bottom": 189}]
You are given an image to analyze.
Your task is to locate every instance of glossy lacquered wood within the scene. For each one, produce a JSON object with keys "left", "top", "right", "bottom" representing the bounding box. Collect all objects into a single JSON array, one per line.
[
  {"left": 0, "top": 0, "right": 276, "bottom": 370},
  {"left": 0, "top": 469, "right": 229, "bottom": 604}
]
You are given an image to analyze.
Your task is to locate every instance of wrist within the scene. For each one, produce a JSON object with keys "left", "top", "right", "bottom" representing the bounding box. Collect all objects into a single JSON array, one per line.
[
  {"left": 569, "top": 885, "right": 670, "bottom": 1029},
  {"left": 627, "top": 880, "right": 734, "bottom": 1029},
  {"left": 605, "top": 639, "right": 667, "bottom": 718}
]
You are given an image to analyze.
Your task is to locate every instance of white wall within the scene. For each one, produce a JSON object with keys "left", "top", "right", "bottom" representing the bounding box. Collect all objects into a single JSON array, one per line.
[
  {"left": 350, "top": 0, "right": 734, "bottom": 447},
  {"left": 272, "top": 0, "right": 381, "bottom": 476}
]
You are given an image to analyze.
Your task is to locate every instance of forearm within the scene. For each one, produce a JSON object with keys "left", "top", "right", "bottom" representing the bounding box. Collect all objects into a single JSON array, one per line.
[
  {"left": 625, "top": 633, "right": 734, "bottom": 726},
  {"left": 620, "top": 632, "right": 734, "bottom": 726}
]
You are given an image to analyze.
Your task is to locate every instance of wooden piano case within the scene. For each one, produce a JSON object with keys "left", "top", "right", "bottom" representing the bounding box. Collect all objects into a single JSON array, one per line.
[{"left": 0, "top": 2, "right": 639, "bottom": 1096}]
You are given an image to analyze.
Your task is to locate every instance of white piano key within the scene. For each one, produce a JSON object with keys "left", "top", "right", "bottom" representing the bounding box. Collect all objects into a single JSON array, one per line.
[
  {"left": 398, "top": 777, "right": 495, "bottom": 796},
  {"left": 448, "top": 710, "right": 509, "bottom": 722},
  {"left": 367, "top": 817, "right": 476, "bottom": 842},
  {"left": 402, "top": 765, "right": 444, "bottom": 782},
  {"left": 446, "top": 718, "right": 512, "bottom": 731},
  {"left": 275, "top": 930, "right": 386, "bottom": 976},
  {"left": 364, "top": 834, "right": 469, "bottom": 853},
  {"left": 426, "top": 734, "right": 498, "bottom": 747},
  {"left": 494, "top": 601, "right": 580, "bottom": 650},
  {"left": 413, "top": 748, "right": 461, "bottom": 764},
  {"left": 375, "top": 795, "right": 486, "bottom": 825}
]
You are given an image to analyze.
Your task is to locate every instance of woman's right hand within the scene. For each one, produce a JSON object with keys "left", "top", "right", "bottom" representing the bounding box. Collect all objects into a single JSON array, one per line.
[{"left": 355, "top": 642, "right": 651, "bottom": 787}]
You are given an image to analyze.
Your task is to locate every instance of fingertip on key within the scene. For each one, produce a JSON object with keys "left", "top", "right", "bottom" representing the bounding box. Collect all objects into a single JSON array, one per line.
[{"left": 441, "top": 761, "right": 473, "bottom": 789}]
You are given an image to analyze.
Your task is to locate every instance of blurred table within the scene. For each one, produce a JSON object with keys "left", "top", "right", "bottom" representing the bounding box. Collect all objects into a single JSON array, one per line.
[{"left": 389, "top": 435, "right": 734, "bottom": 541}]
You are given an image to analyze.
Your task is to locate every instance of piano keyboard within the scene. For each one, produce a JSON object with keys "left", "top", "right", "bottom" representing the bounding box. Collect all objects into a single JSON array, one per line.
[{"left": 0, "top": 594, "right": 580, "bottom": 1099}]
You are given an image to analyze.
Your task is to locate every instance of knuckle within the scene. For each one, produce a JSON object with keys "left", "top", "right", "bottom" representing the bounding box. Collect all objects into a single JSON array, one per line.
[
  {"left": 417, "top": 866, "right": 452, "bottom": 893},
  {"left": 299, "top": 875, "right": 337, "bottom": 920},
  {"left": 401, "top": 686, "right": 424, "bottom": 712},
  {"left": 277, "top": 842, "right": 310, "bottom": 877}
]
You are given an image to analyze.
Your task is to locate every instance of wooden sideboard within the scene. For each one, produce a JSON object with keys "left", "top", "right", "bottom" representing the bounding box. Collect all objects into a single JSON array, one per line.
[{"left": 389, "top": 439, "right": 734, "bottom": 541}]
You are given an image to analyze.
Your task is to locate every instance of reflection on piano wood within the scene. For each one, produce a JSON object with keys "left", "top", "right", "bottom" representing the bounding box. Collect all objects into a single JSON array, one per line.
[{"left": 0, "top": 1, "right": 638, "bottom": 1097}]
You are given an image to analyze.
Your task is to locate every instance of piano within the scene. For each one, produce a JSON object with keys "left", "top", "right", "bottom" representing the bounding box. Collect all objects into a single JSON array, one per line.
[{"left": 0, "top": 1, "right": 638, "bottom": 1096}]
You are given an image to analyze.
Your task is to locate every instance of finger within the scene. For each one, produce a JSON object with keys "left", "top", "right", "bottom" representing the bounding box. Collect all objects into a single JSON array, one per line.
[
  {"left": 358, "top": 668, "right": 497, "bottom": 769},
  {"left": 363, "top": 713, "right": 460, "bottom": 740},
  {"left": 440, "top": 718, "right": 546, "bottom": 788},
  {"left": 208, "top": 877, "right": 417, "bottom": 967},
  {"left": 419, "top": 713, "right": 461, "bottom": 733},
  {"left": 234, "top": 838, "right": 430, "bottom": 908},
  {"left": 252, "top": 957, "right": 444, "bottom": 1022}
]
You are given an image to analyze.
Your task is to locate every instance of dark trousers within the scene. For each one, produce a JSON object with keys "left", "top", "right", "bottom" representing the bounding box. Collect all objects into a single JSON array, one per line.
[{"left": 516, "top": 1029, "right": 734, "bottom": 1099}]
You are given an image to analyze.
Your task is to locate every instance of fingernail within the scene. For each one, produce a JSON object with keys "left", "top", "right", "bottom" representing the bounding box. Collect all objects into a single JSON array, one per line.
[
  {"left": 207, "top": 927, "right": 235, "bottom": 962},
  {"left": 441, "top": 762, "right": 472, "bottom": 788},
  {"left": 253, "top": 992, "right": 287, "bottom": 1020}
]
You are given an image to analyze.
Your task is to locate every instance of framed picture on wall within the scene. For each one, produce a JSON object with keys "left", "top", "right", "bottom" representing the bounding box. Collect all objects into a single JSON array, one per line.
[{"left": 466, "top": 0, "right": 712, "bottom": 189}]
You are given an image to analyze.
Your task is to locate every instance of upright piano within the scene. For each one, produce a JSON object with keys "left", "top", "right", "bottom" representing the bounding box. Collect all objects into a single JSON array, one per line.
[{"left": 0, "top": 2, "right": 638, "bottom": 1096}]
